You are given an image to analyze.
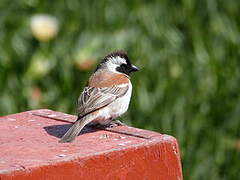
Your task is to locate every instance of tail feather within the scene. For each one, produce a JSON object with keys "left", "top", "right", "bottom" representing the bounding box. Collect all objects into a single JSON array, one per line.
[{"left": 59, "top": 116, "right": 92, "bottom": 143}]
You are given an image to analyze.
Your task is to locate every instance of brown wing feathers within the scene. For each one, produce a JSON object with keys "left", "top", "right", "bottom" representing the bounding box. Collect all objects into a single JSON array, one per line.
[{"left": 59, "top": 72, "right": 129, "bottom": 143}]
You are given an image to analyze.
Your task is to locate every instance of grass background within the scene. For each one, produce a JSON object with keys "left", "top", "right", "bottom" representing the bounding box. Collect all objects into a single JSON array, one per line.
[{"left": 1, "top": 0, "right": 240, "bottom": 179}]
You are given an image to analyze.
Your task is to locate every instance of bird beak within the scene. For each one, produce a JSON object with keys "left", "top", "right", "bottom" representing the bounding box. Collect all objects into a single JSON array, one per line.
[{"left": 130, "top": 64, "right": 139, "bottom": 72}]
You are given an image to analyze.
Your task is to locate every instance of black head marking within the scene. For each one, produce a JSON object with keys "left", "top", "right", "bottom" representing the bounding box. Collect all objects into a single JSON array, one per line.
[
  {"left": 96, "top": 50, "right": 129, "bottom": 71},
  {"left": 101, "top": 50, "right": 131, "bottom": 65},
  {"left": 96, "top": 50, "right": 139, "bottom": 75}
]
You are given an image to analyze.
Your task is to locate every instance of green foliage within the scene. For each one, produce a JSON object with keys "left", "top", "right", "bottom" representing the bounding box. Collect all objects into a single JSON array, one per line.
[{"left": 1, "top": 0, "right": 240, "bottom": 179}]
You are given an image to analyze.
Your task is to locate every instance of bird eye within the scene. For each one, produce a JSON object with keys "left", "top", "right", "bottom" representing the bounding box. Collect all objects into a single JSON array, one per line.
[
  {"left": 116, "top": 63, "right": 131, "bottom": 75},
  {"left": 120, "top": 64, "right": 128, "bottom": 68}
]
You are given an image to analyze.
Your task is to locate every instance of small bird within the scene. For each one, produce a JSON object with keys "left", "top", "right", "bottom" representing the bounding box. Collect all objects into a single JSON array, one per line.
[{"left": 59, "top": 51, "right": 139, "bottom": 143}]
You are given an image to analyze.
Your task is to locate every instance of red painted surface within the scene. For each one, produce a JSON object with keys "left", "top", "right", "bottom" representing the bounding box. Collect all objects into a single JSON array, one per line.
[{"left": 0, "top": 109, "right": 182, "bottom": 180}]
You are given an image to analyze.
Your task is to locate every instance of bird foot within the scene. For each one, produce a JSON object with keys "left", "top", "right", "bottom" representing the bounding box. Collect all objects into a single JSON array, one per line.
[
  {"left": 108, "top": 120, "right": 127, "bottom": 128},
  {"left": 85, "top": 120, "right": 126, "bottom": 129}
]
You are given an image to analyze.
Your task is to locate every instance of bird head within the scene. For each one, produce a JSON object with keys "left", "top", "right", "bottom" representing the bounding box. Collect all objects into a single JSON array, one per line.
[{"left": 96, "top": 51, "right": 139, "bottom": 76}]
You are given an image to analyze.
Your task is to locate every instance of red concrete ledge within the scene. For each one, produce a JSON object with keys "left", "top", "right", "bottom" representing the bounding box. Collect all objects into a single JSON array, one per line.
[{"left": 0, "top": 109, "right": 182, "bottom": 180}]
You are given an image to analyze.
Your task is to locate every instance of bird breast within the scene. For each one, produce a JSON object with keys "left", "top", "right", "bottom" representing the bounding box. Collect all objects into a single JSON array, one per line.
[
  {"left": 92, "top": 81, "right": 132, "bottom": 125},
  {"left": 108, "top": 81, "right": 132, "bottom": 118}
]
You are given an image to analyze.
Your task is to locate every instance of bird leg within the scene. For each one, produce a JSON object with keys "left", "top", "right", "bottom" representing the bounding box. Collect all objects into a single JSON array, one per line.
[
  {"left": 108, "top": 119, "right": 127, "bottom": 128},
  {"left": 85, "top": 118, "right": 127, "bottom": 129}
]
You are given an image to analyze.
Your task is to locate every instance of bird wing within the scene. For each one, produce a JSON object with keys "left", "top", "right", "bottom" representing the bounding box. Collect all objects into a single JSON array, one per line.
[{"left": 77, "top": 84, "right": 129, "bottom": 118}]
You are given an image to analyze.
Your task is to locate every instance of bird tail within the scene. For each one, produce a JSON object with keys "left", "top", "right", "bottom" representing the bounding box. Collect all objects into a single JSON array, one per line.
[{"left": 59, "top": 115, "right": 93, "bottom": 143}]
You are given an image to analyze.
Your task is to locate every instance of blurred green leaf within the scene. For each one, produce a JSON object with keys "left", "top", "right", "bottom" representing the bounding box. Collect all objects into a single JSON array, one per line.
[{"left": 1, "top": 0, "right": 240, "bottom": 179}]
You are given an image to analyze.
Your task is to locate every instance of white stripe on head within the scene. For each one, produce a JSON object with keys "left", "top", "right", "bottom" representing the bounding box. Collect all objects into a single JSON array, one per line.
[{"left": 105, "top": 56, "right": 127, "bottom": 73}]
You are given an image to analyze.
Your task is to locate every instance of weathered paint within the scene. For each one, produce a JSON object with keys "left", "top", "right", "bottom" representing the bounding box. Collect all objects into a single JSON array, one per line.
[{"left": 0, "top": 109, "right": 182, "bottom": 180}]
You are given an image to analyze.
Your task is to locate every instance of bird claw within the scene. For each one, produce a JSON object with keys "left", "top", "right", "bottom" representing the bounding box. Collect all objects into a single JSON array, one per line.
[
  {"left": 108, "top": 120, "right": 127, "bottom": 128},
  {"left": 85, "top": 120, "right": 126, "bottom": 129}
]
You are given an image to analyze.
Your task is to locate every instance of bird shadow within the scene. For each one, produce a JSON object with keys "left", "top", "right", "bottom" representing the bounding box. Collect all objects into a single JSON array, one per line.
[
  {"left": 43, "top": 123, "right": 150, "bottom": 140},
  {"left": 35, "top": 112, "right": 150, "bottom": 140},
  {"left": 43, "top": 124, "right": 98, "bottom": 139}
]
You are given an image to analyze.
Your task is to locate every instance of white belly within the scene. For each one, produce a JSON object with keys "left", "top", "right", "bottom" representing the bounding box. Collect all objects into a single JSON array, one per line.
[
  {"left": 108, "top": 82, "right": 132, "bottom": 118},
  {"left": 93, "top": 82, "right": 132, "bottom": 125}
]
